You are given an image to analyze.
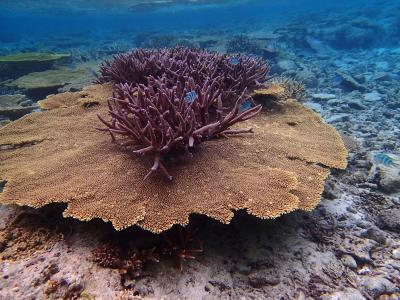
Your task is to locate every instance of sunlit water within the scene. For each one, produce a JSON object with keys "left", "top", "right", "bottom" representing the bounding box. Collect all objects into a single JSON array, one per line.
[{"left": 0, "top": 0, "right": 393, "bottom": 45}]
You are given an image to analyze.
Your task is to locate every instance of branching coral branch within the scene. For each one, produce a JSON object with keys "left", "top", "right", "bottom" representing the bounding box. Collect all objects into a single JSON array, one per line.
[
  {"left": 97, "top": 47, "right": 267, "bottom": 180},
  {"left": 97, "top": 47, "right": 268, "bottom": 106},
  {"left": 99, "top": 76, "right": 261, "bottom": 180}
]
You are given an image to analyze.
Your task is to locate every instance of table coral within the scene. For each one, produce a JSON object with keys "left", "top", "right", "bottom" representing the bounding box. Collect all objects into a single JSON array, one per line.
[
  {"left": 0, "top": 52, "right": 71, "bottom": 79},
  {"left": 7, "top": 63, "right": 99, "bottom": 100},
  {"left": 0, "top": 52, "right": 70, "bottom": 62},
  {"left": 0, "top": 83, "right": 347, "bottom": 233}
]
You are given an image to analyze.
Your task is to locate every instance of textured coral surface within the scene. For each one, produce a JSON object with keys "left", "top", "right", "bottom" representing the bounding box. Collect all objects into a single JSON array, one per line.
[{"left": 0, "top": 84, "right": 347, "bottom": 233}]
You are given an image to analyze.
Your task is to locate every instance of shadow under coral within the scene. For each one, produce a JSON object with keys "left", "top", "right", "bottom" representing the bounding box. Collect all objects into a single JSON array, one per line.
[{"left": 0, "top": 202, "right": 320, "bottom": 277}]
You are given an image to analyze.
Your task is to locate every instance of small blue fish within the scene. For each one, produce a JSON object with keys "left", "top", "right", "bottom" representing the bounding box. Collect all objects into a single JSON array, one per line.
[
  {"left": 374, "top": 153, "right": 399, "bottom": 167},
  {"left": 239, "top": 99, "right": 252, "bottom": 113},
  {"left": 185, "top": 91, "right": 197, "bottom": 104},
  {"left": 229, "top": 57, "right": 240, "bottom": 66}
]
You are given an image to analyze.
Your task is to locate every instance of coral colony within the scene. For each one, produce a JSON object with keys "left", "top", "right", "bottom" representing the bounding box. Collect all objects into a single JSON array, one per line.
[{"left": 97, "top": 47, "right": 268, "bottom": 180}]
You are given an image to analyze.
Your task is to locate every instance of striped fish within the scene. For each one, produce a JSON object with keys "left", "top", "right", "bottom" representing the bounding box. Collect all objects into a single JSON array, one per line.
[
  {"left": 239, "top": 99, "right": 252, "bottom": 113},
  {"left": 185, "top": 91, "right": 198, "bottom": 104},
  {"left": 373, "top": 153, "right": 399, "bottom": 167}
]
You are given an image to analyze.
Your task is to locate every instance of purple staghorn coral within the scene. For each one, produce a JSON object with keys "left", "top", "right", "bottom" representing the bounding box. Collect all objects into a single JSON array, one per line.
[
  {"left": 98, "top": 75, "right": 261, "bottom": 180},
  {"left": 97, "top": 47, "right": 267, "bottom": 180},
  {"left": 97, "top": 47, "right": 268, "bottom": 105}
]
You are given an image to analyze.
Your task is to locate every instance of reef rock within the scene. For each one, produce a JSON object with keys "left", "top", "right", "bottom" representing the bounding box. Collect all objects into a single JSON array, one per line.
[
  {"left": 320, "top": 288, "right": 366, "bottom": 300},
  {"left": 248, "top": 270, "right": 281, "bottom": 287},
  {"left": 309, "top": 19, "right": 384, "bottom": 49},
  {"left": 305, "top": 36, "right": 336, "bottom": 54},
  {"left": 336, "top": 71, "right": 366, "bottom": 92},
  {"left": 295, "top": 69, "right": 318, "bottom": 87},
  {"left": 377, "top": 209, "right": 400, "bottom": 233},
  {"left": 0, "top": 84, "right": 347, "bottom": 233},
  {"left": 277, "top": 59, "right": 296, "bottom": 72},
  {"left": 392, "top": 248, "right": 400, "bottom": 260},
  {"left": 361, "top": 276, "right": 397, "bottom": 299},
  {"left": 341, "top": 254, "right": 357, "bottom": 269},
  {"left": 312, "top": 93, "right": 336, "bottom": 102},
  {"left": 377, "top": 167, "right": 400, "bottom": 194},
  {"left": 363, "top": 91, "right": 382, "bottom": 102}
]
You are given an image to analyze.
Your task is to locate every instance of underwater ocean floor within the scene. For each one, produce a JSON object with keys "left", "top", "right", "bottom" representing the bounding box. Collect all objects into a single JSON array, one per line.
[{"left": 1, "top": 1, "right": 400, "bottom": 299}]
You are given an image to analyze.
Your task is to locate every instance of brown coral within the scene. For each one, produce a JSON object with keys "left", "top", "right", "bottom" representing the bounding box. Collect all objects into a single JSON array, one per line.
[
  {"left": 92, "top": 242, "right": 160, "bottom": 285},
  {"left": 0, "top": 84, "right": 347, "bottom": 233},
  {"left": 162, "top": 226, "right": 203, "bottom": 271}
]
